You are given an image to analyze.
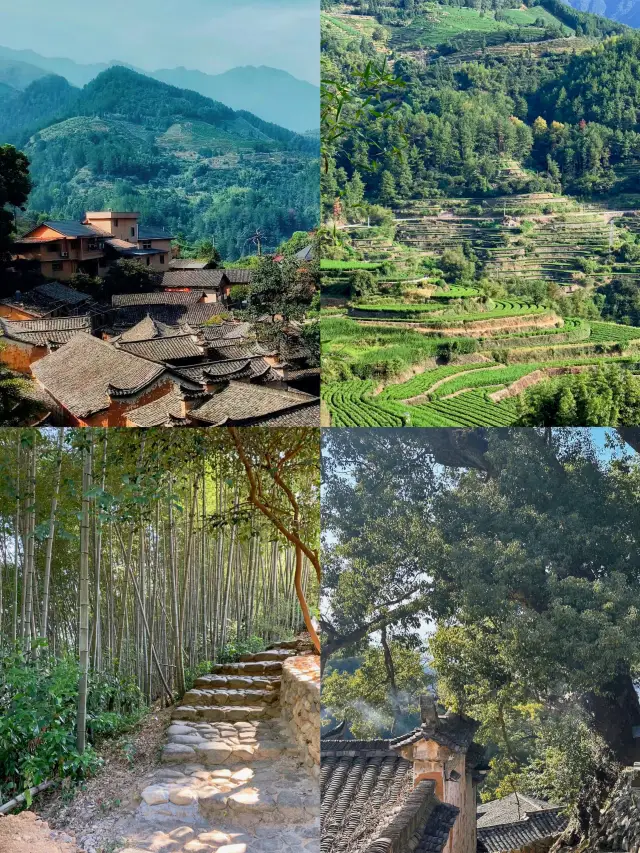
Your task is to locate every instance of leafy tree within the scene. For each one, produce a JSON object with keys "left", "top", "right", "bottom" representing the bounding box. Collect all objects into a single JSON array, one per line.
[
  {"left": 244, "top": 255, "right": 318, "bottom": 322},
  {"left": 101, "top": 259, "right": 160, "bottom": 297},
  {"left": 195, "top": 240, "right": 221, "bottom": 267},
  {"left": 517, "top": 365, "right": 640, "bottom": 426},
  {"left": 0, "top": 145, "right": 31, "bottom": 262},
  {"left": 323, "top": 641, "right": 432, "bottom": 737},
  {"left": 322, "top": 428, "right": 640, "bottom": 771},
  {"left": 0, "top": 353, "right": 28, "bottom": 421},
  {"left": 349, "top": 268, "right": 378, "bottom": 297}
]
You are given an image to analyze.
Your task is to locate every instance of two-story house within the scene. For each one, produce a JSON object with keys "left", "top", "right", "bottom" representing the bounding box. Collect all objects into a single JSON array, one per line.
[{"left": 12, "top": 211, "right": 174, "bottom": 280}]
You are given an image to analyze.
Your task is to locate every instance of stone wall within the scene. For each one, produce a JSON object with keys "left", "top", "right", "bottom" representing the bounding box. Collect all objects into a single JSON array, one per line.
[{"left": 280, "top": 654, "right": 320, "bottom": 778}]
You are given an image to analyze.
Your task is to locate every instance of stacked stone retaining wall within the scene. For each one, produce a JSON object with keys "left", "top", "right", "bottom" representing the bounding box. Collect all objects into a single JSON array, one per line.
[{"left": 280, "top": 654, "right": 320, "bottom": 778}]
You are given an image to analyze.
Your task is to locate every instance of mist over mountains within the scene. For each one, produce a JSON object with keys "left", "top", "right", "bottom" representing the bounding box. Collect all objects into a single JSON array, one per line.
[
  {"left": 0, "top": 45, "right": 319, "bottom": 133},
  {"left": 564, "top": 0, "right": 640, "bottom": 28}
]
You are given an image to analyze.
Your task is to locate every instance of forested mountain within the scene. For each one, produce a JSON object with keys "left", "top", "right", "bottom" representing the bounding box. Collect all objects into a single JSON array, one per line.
[
  {"left": 2, "top": 66, "right": 319, "bottom": 260},
  {"left": 321, "top": 0, "right": 640, "bottom": 428},
  {"left": 322, "top": 3, "right": 640, "bottom": 206},
  {"left": 0, "top": 45, "right": 320, "bottom": 132}
]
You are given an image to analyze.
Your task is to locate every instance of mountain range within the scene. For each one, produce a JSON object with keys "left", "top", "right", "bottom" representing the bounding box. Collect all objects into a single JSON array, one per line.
[
  {"left": 565, "top": 0, "right": 640, "bottom": 28},
  {"left": 0, "top": 45, "right": 319, "bottom": 134},
  {"left": 1, "top": 66, "right": 319, "bottom": 259}
]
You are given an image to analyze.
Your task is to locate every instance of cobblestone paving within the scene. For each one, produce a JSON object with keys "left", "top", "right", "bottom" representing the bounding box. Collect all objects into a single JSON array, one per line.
[{"left": 117, "top": 648, "right": 320, "bottom": 853}]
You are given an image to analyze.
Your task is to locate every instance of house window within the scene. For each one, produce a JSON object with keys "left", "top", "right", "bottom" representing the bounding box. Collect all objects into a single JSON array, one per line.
[
  {"left": 160, "top": 254, "right": 165, "bottom": 264},
  {"left": 114, "top": 218, "right": 119, "bottom": 227},
  {"left": 142, "top": 241, "right": 152, "bottom": 249},
  {"left": 52, "top": 262, "right": 63, "bottom": 271},
  {"left": 49, "top": 242, "right": 60, "bottom": 253},
  {"left": 146, "top": 257, "right": 150, "bottom": 266},
  {"left": 130, "top": 226, "right": 135, "bottom": 237}
]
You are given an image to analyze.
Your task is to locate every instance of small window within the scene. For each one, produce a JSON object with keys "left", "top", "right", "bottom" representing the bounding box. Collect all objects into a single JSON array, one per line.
[
  {"left": 146, "top": 257, "right": 150, "bottom": 266},
  {"left": 49, "top": 242, "right": 60, "bottom": 253},
  {"left": 114, "top": 218, "right": 119, "bottom": 227},
  {"left": 142, "top": 241, "right": 152, "bottom": 249},
  {"left": 52, "top": 262, "right": 63, "bottom": 271},
  {"left": 131, "top": 226, "right": 135, "bottom": 237},
  {"left": 160, "top": 254, "right": 165, "bottom": 264}
]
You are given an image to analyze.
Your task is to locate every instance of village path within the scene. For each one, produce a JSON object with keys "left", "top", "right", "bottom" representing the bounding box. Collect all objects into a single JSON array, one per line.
[{"left": 115, "top": 646, "right": 320, "bottom": 853}]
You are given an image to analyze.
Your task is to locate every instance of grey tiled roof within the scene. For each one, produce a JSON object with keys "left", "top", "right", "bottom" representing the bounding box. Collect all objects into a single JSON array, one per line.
[
  {"left": 390, "top": 713, "right": 479, "bottom": 754},
  {"left": 40, "top": 220, "right": 105, "bottom": 238},
  {"left": 138, "top": 225, "right": 174, "bottom": 240},
  {"left": 162, "top": 270, "right": 226, "bottom": 289},
  {"left": 257, "top": 404, "right": 320, "bottom": 426},
  {"left": 199, "top": 322, "right": 251, "bottom": 341},
  {"left": 175, "top": 358, "right": 275, "bottom": 384},
  {"left": 321, "top": 740, "right": 458, "bottom": 853},
  {"left": 112, "top": 305, "right": 192, "bottom": 327},
  {"left": 0, "top": 316, "right": 92, "bottom": 346},
  {"left": 32, "top": 334, "right": 166, "bottom": 417},
  {"left": 116, "top": 316, "right": 184, "bottom": 343},
  {"left": 477, "top": 808, "right": 567, "bottom": 853},
  {"left": 117, "top": 334, "right": 205, "bottom": 364},
  {"left": 169, "top": 259, "right": 210, "bottom": 270},
  {"left": 126, "top": 387, "right": 187, "bottom": 428},
  {"left": 295, "top": 244, "right": 314, "bottom": 261},
  {"left": 188, "top": 382, "right": 317, "bottom": 425},
  {"left": 208, "top": 342, "right": 264, "bottom": 360},
  {"left": 184, "top": 303, "right": 230, "bottom": 324},
  {"left": 32, "top": 282, "right": 91, "bottom": 305},
  {"left": 477, "top": 793, "right": 555, "bottom": 829},
  {"left": 223, "top": 268, "right": 253, "bottom": 283},
  {"left": 112, "top": 291, "right": 205, "bottom": 307}
]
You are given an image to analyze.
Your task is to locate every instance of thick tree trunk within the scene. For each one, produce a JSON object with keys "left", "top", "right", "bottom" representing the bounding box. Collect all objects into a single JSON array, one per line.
[{"left": 581, "top": 665, "right": 640, "bottom": 766}]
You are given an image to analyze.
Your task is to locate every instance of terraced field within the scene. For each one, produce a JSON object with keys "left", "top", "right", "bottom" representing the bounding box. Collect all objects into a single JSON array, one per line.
[
  {"left": 323, "top": 190, "right": 640, "bottom": 424},
  {"left": 323, "top": 352, "right": 640, "bottom": 426}
]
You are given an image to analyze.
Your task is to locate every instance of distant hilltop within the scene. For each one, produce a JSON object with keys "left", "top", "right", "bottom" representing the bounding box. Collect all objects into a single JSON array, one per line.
[{"left": 0, "top": 45, "right": 319, "bottom": 134}]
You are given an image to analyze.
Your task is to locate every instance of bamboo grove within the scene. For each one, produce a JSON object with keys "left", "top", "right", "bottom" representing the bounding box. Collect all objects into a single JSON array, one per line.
[{"left": 0, "top": 428, "right": 320, "bottom": 743}]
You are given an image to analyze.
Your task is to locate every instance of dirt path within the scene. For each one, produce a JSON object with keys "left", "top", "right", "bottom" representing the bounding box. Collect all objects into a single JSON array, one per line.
[
  {"left": 35, "top": 708, "right": 172, "bottom": 853},
  {"left": 0, "top": 812, "right": 80, "bottom": 853}
]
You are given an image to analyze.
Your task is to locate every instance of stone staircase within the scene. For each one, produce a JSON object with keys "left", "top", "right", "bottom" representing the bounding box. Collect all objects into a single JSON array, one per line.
[{"left": 120, "top": 641, "right": 320, "bottom": 853}]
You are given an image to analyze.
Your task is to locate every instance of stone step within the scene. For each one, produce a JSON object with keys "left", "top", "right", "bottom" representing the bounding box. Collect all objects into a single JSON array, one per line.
[
  {"left": 172, "top": 704, "right": 277, "bottom": 723},
  {"left": 268, "top": 639, "right": 300, "bottom": 649},
  {"left": 240, "top": 649, "right": 295, "bottom": 662},
  {"left": 211, "top": 660, "right": 283, "bottom": 676},
  {"left": 139, "top": 762, "right": 320, "bottom": 828},
  {"left": 161, "top": 720, "right": 299, "bottom": 765},
  {"left": 121, "top": 821, "right": 320, "bottom": 853},
  {"left": 182, "top": 688, "right": 280, "bottom": 707},
  {"left": 193, "top": 673, "right": 281, "bottom": 691}
]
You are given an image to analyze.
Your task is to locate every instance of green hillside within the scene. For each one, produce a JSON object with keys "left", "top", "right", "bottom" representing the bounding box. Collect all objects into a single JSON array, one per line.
[
  {"left": 4, "top": 66, "right": 319, "bottom": 259},
  {"left": 321, "top": 0, "right": 640, "bottom": 426}
]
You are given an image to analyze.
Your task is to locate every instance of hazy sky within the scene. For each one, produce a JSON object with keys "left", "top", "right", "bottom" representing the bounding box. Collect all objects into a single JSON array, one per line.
[{"left": 0, "top": 0, "right": 320, "bottom": 84}]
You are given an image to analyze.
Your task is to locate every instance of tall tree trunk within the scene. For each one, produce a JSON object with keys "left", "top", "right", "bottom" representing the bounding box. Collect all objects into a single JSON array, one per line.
[
  {"left": 167, "top": 480, "right": 185, "bottom": 697},
  {"left": 40, "top": 428, "right": 64, "bottom": 643},
  {"left": 12, "top": 436, "right": 21, "bottom": 644},
  {"left": 77, "top": 437, "right": 92, "bottom": 754},
  {"left": 22, "top": 438, "right": 37, "bottom": 652}
]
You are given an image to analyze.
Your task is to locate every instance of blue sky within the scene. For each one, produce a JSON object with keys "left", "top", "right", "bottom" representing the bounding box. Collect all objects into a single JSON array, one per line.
[{"left": 0, "top": 0, "right": 320, "bottom": 84}]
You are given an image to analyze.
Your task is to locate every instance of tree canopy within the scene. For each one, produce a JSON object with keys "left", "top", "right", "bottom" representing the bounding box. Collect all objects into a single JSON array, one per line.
[{"left": 322, "top": 428, "right": 640, "bottom": 808}]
